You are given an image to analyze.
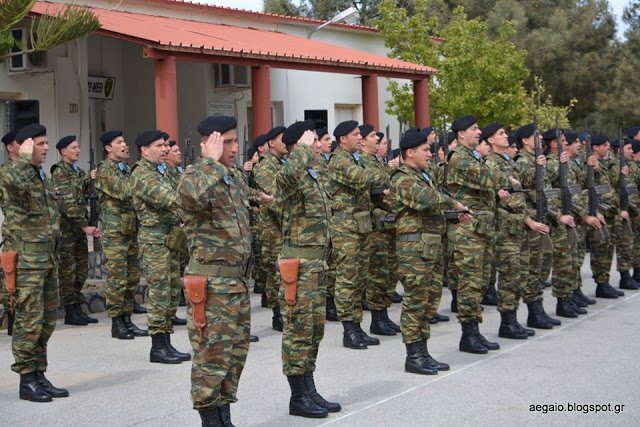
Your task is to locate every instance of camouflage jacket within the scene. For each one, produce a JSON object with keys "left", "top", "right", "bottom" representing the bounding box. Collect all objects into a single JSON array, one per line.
[
  {"left": 275, "top": 145, "right": 330, "bottom": 264},
  {"left": 314, "top": 153, "right": 331, "bottom": 191},
  {"left": 0, "top": 161, "right": 14, "bottom": 243},
  {"left": 360, "top": 152, "right": 392, "bottom": 212},
  {"left": 96, "top": 159, "right": 137, "bottom": 236},
  {"left": 165, "top": 163, "right": 184, "bottom": 189},
  {"left": 131, "top": 157, "right": 180, "bottom": 244},
  {"left": 596, "top": 157, "right": 620, "bottom": 216},
  {"left": 177, "top": 158, "right": 257, "bottom": 293},
  {"left": 391, "top": 164, "right": 457, "bottom": 236},
  {"left": 545, "top": 153, "right": 588, "bottom": 219},
  {"left": 253, "top": 152, "right": 285, "bottom": 228},
  {"left": 50, "top": 160, "right": 90, "bottom": 234},
  {"left": 514, "top": 149, "right": 561, "bottom": 221},
  {"left": 327, "top": 146, "right": 388, "bottom": 233},
  {"left": 0, "top": 154, "right": 60, "bottom": 269},
  {"left": 485, "top": 152, "right": 529, "bottom": 230}
]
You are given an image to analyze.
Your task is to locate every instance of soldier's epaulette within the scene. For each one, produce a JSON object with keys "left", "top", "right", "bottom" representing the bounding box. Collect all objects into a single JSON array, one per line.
[
  {"left": 97, "top": 161, "right": 104, "bottom": 169},
  {"left": 185, "top": 164, "right": 195, "bottom": 174},
  {"left": 131, "top": 163, "right": 140, "bottom": 173},
  {"left": 50, "top": 164, "right": 60, "bottom": 174},
  {"left": 390, "top": 167, "right": 406, "bottom": 179}
]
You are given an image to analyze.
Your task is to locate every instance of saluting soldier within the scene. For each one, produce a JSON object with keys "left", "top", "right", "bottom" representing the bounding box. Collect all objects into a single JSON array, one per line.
[
  {"left": 1, "top": 124, "right": 68, "bottom": 402},
  {"left": 50, "top": 135, "right": 100, "bottom": 326},
  {"left": 177, "top": 116, "right": 270, "bottom": 426},
  {"left": 131, "top": 130, "right": 189, "bottom": 364},
  {"left": 1, "top": 130, "right": 19, "bottom": 335},
  {"left": 96, "top": 130, "right": 147, "bottom": 340}
]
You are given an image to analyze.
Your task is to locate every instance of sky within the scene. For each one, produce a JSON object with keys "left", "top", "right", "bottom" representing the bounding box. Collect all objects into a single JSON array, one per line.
[{"left": 201, "top": 0, "right": 631, "bottom": 37}]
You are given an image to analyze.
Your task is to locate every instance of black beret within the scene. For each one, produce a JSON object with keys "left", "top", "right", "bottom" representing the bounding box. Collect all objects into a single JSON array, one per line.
[
  {"left": 422, "top": 126, "right": 434, "bottom": 135},
  {"left": 507, "top": 134, "right": 517, "bottom": 147},
  {"left": 628, "top": 126, "right": 640, "bottom": 139},
  {"left": 197, "top": 116, "right": 237, "bottom": 136},
  {"left": 591, "top": 134, "right": 608, "bottom": 146},
  {"left": 376, "top": 131, "right": 384, "bottom": 140},
  {"left": 253, "top": 133, "right": 269, "bottom": 148},
  {"left": 282, "top": 120, "right": 315, "bottom": 145},
  {"left": 451, "top": 115, "right": 477, "bottom": 133},
  {"left": 480, "top": 122, "right": 503, "bottom": 142},
  {"left": 405, "top": 126, "right": 420, "bottom": 134},
  {"left": 168, "top": 140, "right": 177, "bottom": 148},
  {"left": 358, "top": 124, "right": 375, "bottom": 138},
  {"left": 445, "top": 131, "right": 456, "bottom": 145},
  {"left": 2, "top": 130, "right": 17, "bottom": 145},
  {"left": 400, "top": 131, "right": 428, "bottom": 150},
  {"left": 247, "top": 146, "right": 257, "bottom": 159},
  {"left": 515, "top": 124, "right": 534, "bottom": 140},
  {"left": 100, "top": 130, "right": 123, "bottom": 145},
  {"left": 610, "top": 139, "right": 620, "bottom": 148},
  {"left": 333, "top": 120, "right": 359, "bottom": 138},
  {"left": 135, "top": 129, "right": 163, "bottom": 147},
  {"left": 542, "top": 129, "right": 561, "bottom": 141},
  {"left": 15, "top": 124, "right": 46, "bottom": 143},
  {"left": 316, "top": 128, "right": 328, "bottom": 139},
  {"left": 265, "top": 126, "right": 286, "bottom": 141},
  {"left": 632, "top": 140, "right": 640, "bottom": 154},
  {"left": 161, "top": 132, "right": 169, "bottom": 141},
  {"left": 565, "top": 131, "right": 578, "bottom": 144},
  {"left": 56, "top": 135, "right": 76, "bottom": 150},
  {"left": 622, "top": 137, "right": 632, "bottom": 146}
]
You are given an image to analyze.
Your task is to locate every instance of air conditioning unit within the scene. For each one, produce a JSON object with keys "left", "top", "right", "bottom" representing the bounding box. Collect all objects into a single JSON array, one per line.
[
  {"left": 7, "top": 28, "right": 48, "bottom": 73},
  {"left": 213, "top": 64, "right": 250, "bottom": 88}
]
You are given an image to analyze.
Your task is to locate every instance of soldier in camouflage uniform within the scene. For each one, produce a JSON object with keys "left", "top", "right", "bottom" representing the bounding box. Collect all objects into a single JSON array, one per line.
[
  {"left": 274, "top": 121, "right": 340, "bottom": 418},
  {"left": 50, "top": 135, "right": 100, "bottom": 326},
  {"left": 96, "top": 130, "right": 147, "bottom": 340},
  {"left": 1, "top": 131, "right": 19, "bottom": 335},
  {"left": 177, "top": 116, "right": 270, "bottom": 426},
  {"left": 447, "top": 115, "right": 513, "bottom": 354},
  {"left": 248, "top": 134, "right": 269, "bottom": 298},
  {"left": 253, "top": 126, "right": 287, "bottom": 331},
  {"left": 628, "top": 131, "right": 640, "bottom": 282},
  {"left": 1, "top": 125, "right": 69, "bottom": 402},
  {"left": 358, "top": 124, "right": 399, "bottom": 336},
  {"left": 131, "top": 130, "right": 189, "bottom": 364},
  {"left": 328, "top": 120, "right": 388, "bottom": 349},
  {"left": 392, "top": 131, "right": 469, "bottom": 375}
]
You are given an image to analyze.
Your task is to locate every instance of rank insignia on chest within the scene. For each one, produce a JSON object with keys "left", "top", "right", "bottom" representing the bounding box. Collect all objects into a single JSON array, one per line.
[
  {"left": 502, "top": 153, "right": 510, "bottom": 161},
  {"left": 223, "top": 175, "right": 230, "bottom": 186},
  {"left": 421, "top": 171, "right": 431, "bottom": 182},
  {"left": 308, "top": 168, "right": 318, "bottom": 181},
  {"left": 157, "top": 164, "right": 166, "bottom": 175}
]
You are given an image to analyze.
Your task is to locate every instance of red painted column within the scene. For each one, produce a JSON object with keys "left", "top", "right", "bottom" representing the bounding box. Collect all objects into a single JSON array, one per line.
[
  {"left": 361, "top": 74, "right": 380, "bottom": 130},
  {"left": 251, "top": 65, "right": 272, "bottom": 139},
  {"left": 413, "top": 77, "right": 430, "bottom": 128},
  {"left": 154, "top": 56, "right": 178, "bottom": 141}
]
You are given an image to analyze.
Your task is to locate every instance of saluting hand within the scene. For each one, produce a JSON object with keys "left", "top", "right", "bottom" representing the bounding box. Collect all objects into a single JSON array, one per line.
[
  {"left": 299, "top": 130, "right": 315, "bottom": 147},
  {"left": 201, "top": 132, "right": 224, "bottom": 161},
  {"left": 19, "top": 138, "right": 34, "bottom": 157}
]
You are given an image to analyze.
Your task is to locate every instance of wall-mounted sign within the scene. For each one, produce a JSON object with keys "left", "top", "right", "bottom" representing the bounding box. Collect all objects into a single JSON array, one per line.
[
  {"left": 208, "top": 102, "right": 235, "bottom": 117},
  {"left": 88, "top": 76, "right": 116, "bottom": 100}
]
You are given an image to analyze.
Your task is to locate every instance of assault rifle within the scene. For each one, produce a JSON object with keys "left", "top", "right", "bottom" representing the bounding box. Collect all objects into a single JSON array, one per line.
[
  {"left": 619, "top": 127, "right": 638, "bottom": 235},
  {"left": 501, "top": 188, "right": 530, "bottom": 194},
  {"left": 585, "top": 122, "right": 611, "bottom": 241},
  {"left": 385, "top": 124, "right": 392, "bottom": 164},
  {"left": 242, "top": 125, "right": 249, "bottom": 164},
  {"left": 555, "top": 116, "right": 580, "bottom": 244},
  {"left": 444, "top": 210, "right": 488, "bottom": 221},
  {"left": 533, "top": 117, "right": 556, "bottom": 250},
  {"left": 441, "top": 118, "right": 449, "bottom": 191},
  {"left": 88, "top": 144, "right": 102, "bottom": 252},
  {"left": 184, "top": 129, "right": 195, "bottom": 166}
]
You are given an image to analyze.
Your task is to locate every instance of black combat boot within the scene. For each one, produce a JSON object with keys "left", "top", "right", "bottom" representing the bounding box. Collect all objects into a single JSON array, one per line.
[
  {"left": 537, "top": 301, "right": 561, "bottom": 326},
  {"left": 287, "top": 375, "right": 328, "bottom": 418},
  {"left": 619, "top": 271, "right": 640, "bottom": 290},
  {"left": 512, "top": 313, "right": 534, "bottom": 336},
  {"left": 19, "top": 372, "right": 52, "bottom": 402},
  {"left": 391, "top": 291, "right": 403, "bottom": 303},
  {"left": 354, "top": 322, "right": 380, "bottom": 345},
  {"left": 595, "top": 282, "right": 619, "bottom": 299},
  {"left": 566, "top": 298, "right": 587, "bottom": 315},
  {"left": 250, "top": 335, "right": 259, "bottom": 342},
  {"left": 405, "top": 341, "right": 437, "bottom": 375},
  {"left": 198, "top": 406, "right": 223, "bottom": 427},
  {"left": 325, "top": 296, "right": 338, "bottom": 322},
  {"left": 172, "top": 316, "right": 187, "bottom": 326},
  {"left": 303, "top": 372, "right": 341, "bottom": 412},
  {"left": 451, "top": 290, "right": 458, "bottom": 313},
  {"left": 272, "top": 306, "right": 284, "bottom": 332},
  {"left": 382, "top": 307, "right": 401, "bottom": 332},
  {"left": 499, "top": 311, "right": 528, "bottom": 340},
  {"left": 473, "top": 322, "right": 500, "bottom": 350},
  {"left": 219, "top": 403, "right": 235, "bottom": 427},
  {"left": 422, "top": 341, "right": 450, "bottom": 371},
  {"left": 75, "top": 303, "right": 98, "bottom": 323},
  {"left": 254, "top": 283, "right": 264, "bottom": 294},
  {"left": 370, "top": 310, "right": 396, "bottom": 336},
  {"left": 633, "top": 267, "right": 640, "bottom": 283},
  {"left": 133, "top": 300, "right": 147, "bottom": 314},
  {"left": 526, "top": 302, "right": 553, "bottom": 329},
  {"left": 166, "top": 333, "right": 191, "bottom": 361},
  {"left": 261, "top": 293, "right": 268, "bottom": 308},
  {"left": 556, "top": 297, "right": 578, "bottom": 318},
  {"left": 35, "top": 371, "right": 68, "bottom": 397},
  {"left": 429, "top": 316, "right": 438, "bottom": 324},
  {"left": 361, "top": 295, "right": 370, "bottom": 311},
  {"left": 459, "top": 322, "right": 488, "bottom": 354},
  {"left": 574, "top": 288, "right": 596, "bottom": 305},
  {"left": 342, "top": 321, "right": 367, "bottom": 349},
  {"left": 434, "top": 313, "right": 450, "bottom": 322},
  {"left": 64, "top": 305, "right": 87, "bottom": 326},
  {"left": 480, "top": 283, "right": 498, "bottom": 306},
  {"left": 150, "top": 333, "right": 182, "bottom": 364},
  {"left": 179, "top": 289, "right": 187, "bottom": 307},
  {"left": 571, "top": 292, "right": 589, "bottom": 308},
  {"left": 111, "top": 316, "right": 134, "bottom": 340},
  {"left": 122, "top": 314, "right": 148, "bottom": 336}
]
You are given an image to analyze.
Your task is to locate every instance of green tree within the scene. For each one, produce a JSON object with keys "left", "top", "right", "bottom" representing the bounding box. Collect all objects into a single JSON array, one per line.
[
  {"left": 1, "top": 0, "right": 99, "bottom": 60},
  {"left": 263, "top": 0, "right": 308, "bottom": 16}
]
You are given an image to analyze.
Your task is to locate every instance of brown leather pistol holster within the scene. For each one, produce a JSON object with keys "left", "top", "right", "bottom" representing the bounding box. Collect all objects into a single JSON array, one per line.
[
  {"left": 278, "top": 259, "right": 300, "bottom": 323},
  {"left": 183, "top": 275, "right": 207, "bottom": 343},
  {"left": 1, "top": 251, "right": 18, "bottom": 313}
]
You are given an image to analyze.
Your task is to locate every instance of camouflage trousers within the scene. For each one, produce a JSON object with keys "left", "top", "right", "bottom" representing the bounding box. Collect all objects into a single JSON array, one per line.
[
  {"left": 332, "top": 229, "right": 370, "bottom": 323},
  {"left": 589, "top": 215, "right": 615, "bottom": 284},
  {"left": 386, "top": 230, "right": 399, "bottom": 303},
  {"left": 444, "top": 235, "right": 458, "bottom": 292},
  {"left": 279, "top": 261, "right": 326, "bottom": 375},
  {"left": 613, "top": 216, "right": 634, "bottom": 272},
  {"left": 104, "top": 230, "right": 140, "bottom": 318},
  {"left": 449, "top": 223, "right": 492, "bottom": 324},
  {"left": 397, "top": 240, "right": 443, "bottom": 344},
  {"left": 170, "top": 250, "right": 188, "bottom": 318},
  {"left": 323, "top": 243, "right": 336, "bottom": 299},
  {"left": 57, "top": 231, "right": 88, "bottom": 307},
  {"left": 551, "top": 224, "right": 580, "bottom": 298},
  {"left": 634, "top": 218, "right": 640, "bottom": 270},
  {"left": 189, "top": 289, "right": 250, "bottom": 410},
  {"left": 261, "top": 227, "right": 283, "bottom": 309},
  {"left": 366, "top": 230, "right": 391, "bottom": 310},
  {"left": 0, "top": 274, "right": 9, "bottom": 309},
  {"left": 140, "top": 243, "right": 180, "bottom": 335},
  {"left": 540, "top": 238, "right": 553, "bottom": 285},
  {"left": 520, "top": 229, "right": 543, "bottom": 303},
  {"left": 495, "top": 229, "right": 523, "bottom": 312},
  {"left": 11, "top": 267, "right": 58, "bottom": 374}
]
